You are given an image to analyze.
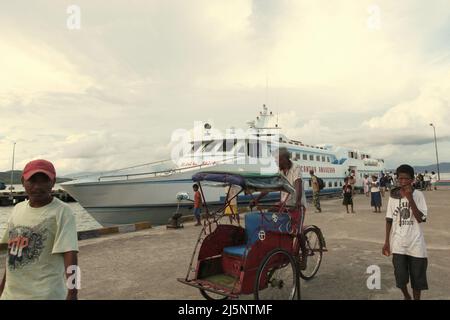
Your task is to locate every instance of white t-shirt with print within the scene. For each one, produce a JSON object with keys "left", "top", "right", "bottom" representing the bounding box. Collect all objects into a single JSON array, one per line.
[
  {"left": 0, "top": 198, "right": 79, "bottom": 300},
  {"left": 280, "top": 163, "right": 307, "bottom": 208},
  {"left": 385, "top": 190, "right": 428, "bottom": 258}
]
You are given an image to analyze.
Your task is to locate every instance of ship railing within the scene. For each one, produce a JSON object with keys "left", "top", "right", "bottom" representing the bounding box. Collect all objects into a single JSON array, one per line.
[
  {"left": 96, "top": 157, "right": 240, "bottom": 182},
  {"left": 70, "top": 159, "right": 174, "bottom": 180}
]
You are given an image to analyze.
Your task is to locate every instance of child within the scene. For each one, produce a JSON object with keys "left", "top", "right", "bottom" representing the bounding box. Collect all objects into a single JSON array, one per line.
[
  {"left": 382, "top": 164, "right": 428, "bottom": 300},
  {"left": 370, "top": 175, "right": 382, "bottom": 213},
  {"left": 192, "top": 184, "right": 202, "bottom": 226},
  {"left": 224, "top": 185, "right": 240, "bottom": 225},
  {"left": 342, "top": 177, "right": 354, "bottom": 213}
]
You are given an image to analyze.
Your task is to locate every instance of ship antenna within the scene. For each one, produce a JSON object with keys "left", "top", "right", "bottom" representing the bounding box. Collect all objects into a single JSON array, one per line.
[{"left": 265, "top": 73, "right": 268, "bottom": 107}]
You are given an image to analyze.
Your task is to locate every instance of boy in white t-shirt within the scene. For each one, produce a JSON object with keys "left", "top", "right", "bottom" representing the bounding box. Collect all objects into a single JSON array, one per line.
[{"left": 382, "top": 164, "right": 428, "bottom": 300}]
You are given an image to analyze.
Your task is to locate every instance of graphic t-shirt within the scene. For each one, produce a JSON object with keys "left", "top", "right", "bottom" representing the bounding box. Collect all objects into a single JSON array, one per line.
[
  {"left": 280, "top": 163, "right": 307, "bottom": 207},
  {"left": 0, "top": 198, "right": 79, "bottom": 300},
  {"left": 385, "top": 190, "right": 428, "bottom": 258}
]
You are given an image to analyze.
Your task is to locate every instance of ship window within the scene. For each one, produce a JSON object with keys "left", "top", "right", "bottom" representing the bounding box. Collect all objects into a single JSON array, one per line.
[
  {"left": 303, "top": 154, "right": 307, "bottom": 160},
  {"left": 334, "top": 181, "right": 338, "bottom": 187},
  {"left": 217, "top": 139, "right": 237, "bottom": 152},
  {"left": 309, "top": 154, "right": 314, "bottom": 161},
  {"left": 328, "top": 181, "right": 332, "bottom": 188},
  {"left": 322, "top": 156, "right": 325, "bottom": 162},
  {"left": 316, "top": 155, "right": 320, "bottom": 161},
  {"left": 327, "top": 156, "right": 330, "bottom": 162},
  {"left": 203, "top": 141, "right": 218, "bottom": 152},
  {"left": 247, "top": 139, "right": 261, "bottom": 158},
  {"left": 339, "top": 181, "right": 343, "bottom": 187},
  {"left": 191, "top": 141, "right": 203, "bottom": 153},
  {"left": 236, "top": 145, "right": 244, "bottom": 154}
]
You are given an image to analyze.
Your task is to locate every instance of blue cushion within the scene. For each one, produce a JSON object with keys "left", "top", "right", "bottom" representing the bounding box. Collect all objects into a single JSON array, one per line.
[
  {"left": 222, "top": 212, "right": 292, "bottom": 257},
  {"left": 223, "top": 245, "right": 248, "bottom": 257},
  {"left": 245, "top": 212, "right": 291, "bottom": 245}
]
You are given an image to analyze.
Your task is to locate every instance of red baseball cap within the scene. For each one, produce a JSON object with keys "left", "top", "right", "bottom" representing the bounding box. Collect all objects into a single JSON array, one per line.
[{"left": 22, "top": 159, "right": 56, "bottom": 181}]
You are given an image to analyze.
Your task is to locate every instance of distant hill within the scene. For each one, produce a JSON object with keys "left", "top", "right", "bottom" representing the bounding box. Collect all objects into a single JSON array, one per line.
[
  {"left": 387, "top": 163, "right": 450, "bottom": 173},
  {"left": 412, "top": 162, "right": 450, "bottom": 173},
  {"left": 0, "top": 170, "right": 72, "bottom": 184}
]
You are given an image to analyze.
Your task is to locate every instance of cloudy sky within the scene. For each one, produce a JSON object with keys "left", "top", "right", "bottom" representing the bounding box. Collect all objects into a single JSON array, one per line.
[{"left": 1, "top": 0, "right": 449, "bottom": 175}]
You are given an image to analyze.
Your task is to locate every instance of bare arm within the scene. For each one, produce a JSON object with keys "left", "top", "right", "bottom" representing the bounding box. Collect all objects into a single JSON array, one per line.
[
  {"left": 382, "top": 219, "right": 392, "bottom": 256},
  {"left": 0, "top": 270, "right": 5, "bottom": 297},
  {"left": 64, "top": 251, "right": 78, "bottom": 300},
  {"left": 406, "top": 194, "right": 425, "bottom": 223},
  {"left": 402, "top": 187, "right": 425, "bottom": 223}
]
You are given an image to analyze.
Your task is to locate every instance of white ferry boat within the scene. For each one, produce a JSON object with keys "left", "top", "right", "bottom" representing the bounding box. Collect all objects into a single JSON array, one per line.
[{"left": 62, "top": 106, "right": 385, "bottom": 226}]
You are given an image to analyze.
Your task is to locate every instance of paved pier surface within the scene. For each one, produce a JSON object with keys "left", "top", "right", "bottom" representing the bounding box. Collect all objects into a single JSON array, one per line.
[{"left": 1, "top": 189, "right": 449, "bottom": 299}]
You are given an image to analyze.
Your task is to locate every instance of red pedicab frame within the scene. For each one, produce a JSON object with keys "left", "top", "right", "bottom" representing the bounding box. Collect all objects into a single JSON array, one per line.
[{"left": 177, "top": 172, "right": 327, "bottom": 300}]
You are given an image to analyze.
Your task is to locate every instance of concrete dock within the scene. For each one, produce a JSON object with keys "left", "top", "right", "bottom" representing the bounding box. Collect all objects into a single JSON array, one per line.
[{"left": 1, "top": 189, "right": 449, "bottom": 300}]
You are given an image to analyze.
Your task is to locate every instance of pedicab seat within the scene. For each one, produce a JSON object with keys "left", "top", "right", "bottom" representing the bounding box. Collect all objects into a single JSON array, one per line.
[{"left": 222, "top": 211, "right": 292, "bottom": 257}]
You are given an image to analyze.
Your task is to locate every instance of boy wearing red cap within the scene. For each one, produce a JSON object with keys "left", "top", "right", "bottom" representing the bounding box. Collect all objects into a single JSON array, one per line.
[{"left": 0, "top": 159, "right": 79, "bottom": 300}]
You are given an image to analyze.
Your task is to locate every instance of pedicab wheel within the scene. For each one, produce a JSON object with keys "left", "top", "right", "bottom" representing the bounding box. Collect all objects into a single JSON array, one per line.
[
  {"left": 199, "top": 289, "right": 229, "bottom": 300},
  {"left": 254, "top": 249, "right": 299, "bottom": 300},
  {"left": 299, "top": 227, "right": 323, "bottom": 280}
]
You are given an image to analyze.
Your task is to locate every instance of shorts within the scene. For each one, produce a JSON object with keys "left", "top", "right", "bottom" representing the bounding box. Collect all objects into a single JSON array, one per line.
[
  {"left": 392, "top": 254, "right": 428, "bottom": 290},
  {"left": 193, "top": 208, "right": 201, "bottom": 219}
]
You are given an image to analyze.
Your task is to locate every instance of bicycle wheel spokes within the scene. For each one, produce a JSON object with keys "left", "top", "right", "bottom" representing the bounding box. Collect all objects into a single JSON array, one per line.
[
  {"left": 300, "top": 228, "right": 323, "bottom": 280},
  {"left": 255, "top": 250, "right": 297, "bottom": 300}
]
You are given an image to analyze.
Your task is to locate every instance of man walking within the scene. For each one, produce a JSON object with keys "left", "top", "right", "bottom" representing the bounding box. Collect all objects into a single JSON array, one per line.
[
  {"left": 310, "top": 170, "right": 322, "bottom": 213},
  {"left": 0, "top": 159, "right": 79, "bottom": 300}
]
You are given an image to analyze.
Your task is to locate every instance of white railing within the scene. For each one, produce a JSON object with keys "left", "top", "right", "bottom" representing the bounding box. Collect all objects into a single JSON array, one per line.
[{"left": 97, "top": 157, "right": 239, "bottom": 182}]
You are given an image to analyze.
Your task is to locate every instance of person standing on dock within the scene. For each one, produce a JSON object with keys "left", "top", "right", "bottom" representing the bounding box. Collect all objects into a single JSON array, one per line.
[
  {"left": 192, "top": 184, "right": 202, "bottom": 226},
  {"left": 382, "top": 164, "right": 429, "bottom": 300},
  {"left": 430, "top": 171, "right": 437, "bottom": 190},
  {"left": 310, "top": 170, "right": 322, "bottom": 213},
  {"left": 363, "top": 174, "right": 370, "bottom": 197},
  {"left": 370, "top": 175, "right": 382, "bottom": 213},
  {"left": 0, "top": 159, "right": 79, "bottom": 300},
  {"left": 249, "top": 147, "right": 306, "bottom": 211},
  {"left": 342, "top": 177, "right": 355, "bottom": 214},
  {"left": 224, "top": 185, "right": 240, "bottom": 225}
]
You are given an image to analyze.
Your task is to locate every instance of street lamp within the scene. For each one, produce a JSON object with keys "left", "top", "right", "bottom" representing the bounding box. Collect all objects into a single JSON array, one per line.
[
  {"left": 429, "top": 123, "right": 440, "bottom": 181},
  {"left": 9, "top": 142, "right": 16, "bottom": 200}
]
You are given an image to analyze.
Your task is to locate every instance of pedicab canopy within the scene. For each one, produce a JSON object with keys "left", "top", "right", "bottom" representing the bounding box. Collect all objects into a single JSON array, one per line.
[{"left": 192, "top": 171, "right": 295, "bottom": 195}]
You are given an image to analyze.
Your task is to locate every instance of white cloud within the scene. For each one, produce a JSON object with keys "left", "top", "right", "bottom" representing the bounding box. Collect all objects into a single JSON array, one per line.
[{"left": 0, "top": 0, "right": 449, "bottom": 175}]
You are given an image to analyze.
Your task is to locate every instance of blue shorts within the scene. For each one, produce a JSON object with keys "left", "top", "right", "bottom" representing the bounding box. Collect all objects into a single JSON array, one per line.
[{"left": 193, "top": 208, "right": 201, "bottom": 218}]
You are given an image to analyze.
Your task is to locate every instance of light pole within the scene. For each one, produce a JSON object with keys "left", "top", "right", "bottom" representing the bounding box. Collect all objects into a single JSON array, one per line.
[
  {"left": 9, "top": 142, "right": 16, "bottom": 199},
  {"left": 429, "top": 123, "right": 440, "bottom": 181}
]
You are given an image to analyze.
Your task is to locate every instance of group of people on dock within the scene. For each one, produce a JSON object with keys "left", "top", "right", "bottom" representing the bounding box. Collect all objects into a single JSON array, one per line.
[{"left": 0, "top": 150, "right": 430, "bottom": 300}]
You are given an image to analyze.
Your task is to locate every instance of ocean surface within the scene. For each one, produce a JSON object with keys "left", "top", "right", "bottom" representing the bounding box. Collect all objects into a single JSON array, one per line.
[
  {"left": 0, "top": 184, "right": 101, "bottom": 236},
  {"left": 2, "top": 172, "right": 450, "bottom": 235}
]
